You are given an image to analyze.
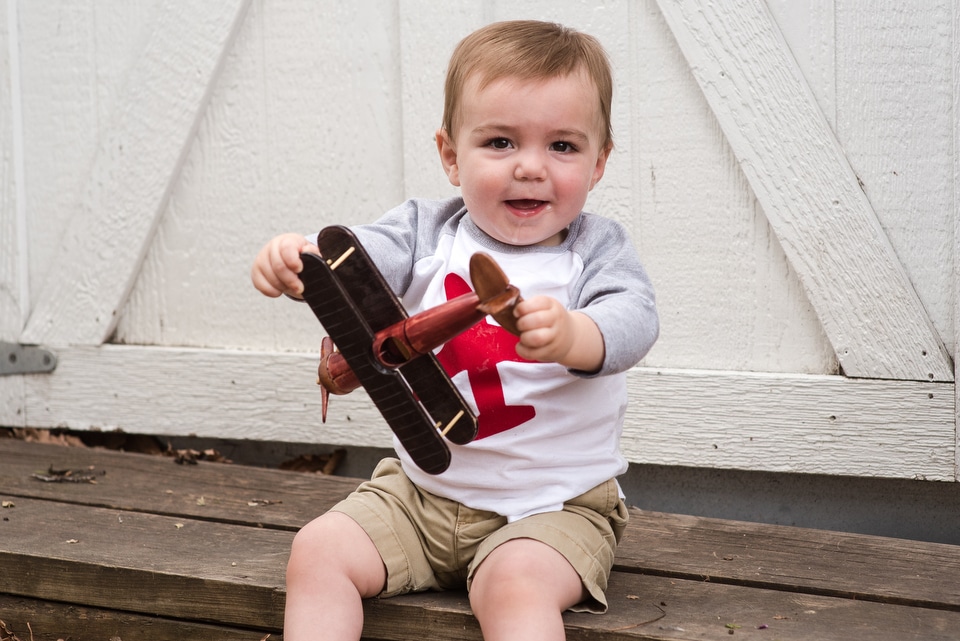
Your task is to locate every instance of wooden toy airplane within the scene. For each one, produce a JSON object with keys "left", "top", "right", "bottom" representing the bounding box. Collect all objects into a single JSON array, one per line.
[{"left": 298, "top": 225, "right": 521, "bottom": 474}]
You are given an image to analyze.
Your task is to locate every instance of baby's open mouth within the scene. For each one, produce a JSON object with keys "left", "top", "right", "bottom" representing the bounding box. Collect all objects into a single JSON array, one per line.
[{"left": 506, "top": 199, "right": 546, "bottom": 211}]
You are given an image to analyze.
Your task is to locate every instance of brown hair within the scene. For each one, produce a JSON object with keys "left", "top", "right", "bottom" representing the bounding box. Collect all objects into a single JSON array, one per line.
[{"left": 442, "top": 20, "right": 613, "bottom": 149}]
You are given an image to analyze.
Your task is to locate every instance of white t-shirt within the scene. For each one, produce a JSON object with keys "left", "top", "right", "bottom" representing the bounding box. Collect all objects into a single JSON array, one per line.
[{"left": 349, "top": 197, "right": 658, "bottom": 520}]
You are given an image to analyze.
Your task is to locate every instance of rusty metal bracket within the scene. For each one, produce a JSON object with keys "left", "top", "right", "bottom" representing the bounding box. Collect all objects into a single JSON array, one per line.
[{"left": 0, "top": 342, "right": 58, "bottom": 376}]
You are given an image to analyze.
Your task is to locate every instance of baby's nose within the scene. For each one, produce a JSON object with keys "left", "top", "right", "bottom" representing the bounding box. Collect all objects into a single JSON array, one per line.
[{"left": 513, "top": 150, "right": 547, "bottom": 180}]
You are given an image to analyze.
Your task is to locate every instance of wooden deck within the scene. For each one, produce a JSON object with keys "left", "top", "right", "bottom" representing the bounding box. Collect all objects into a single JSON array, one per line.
[{"left": 1, "top": 437, "right": 959, "bottom": 640}]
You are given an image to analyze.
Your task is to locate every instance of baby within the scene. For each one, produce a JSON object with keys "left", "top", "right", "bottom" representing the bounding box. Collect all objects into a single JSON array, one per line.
[{"left": 251, "top": 19, "right": 659, "bottom": 641}]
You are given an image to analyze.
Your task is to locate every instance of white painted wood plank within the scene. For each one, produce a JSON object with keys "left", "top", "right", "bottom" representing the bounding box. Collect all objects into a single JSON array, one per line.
[
  {"left": 16, "top": 1, "right": 158, "bottom": 299},
  {"left": 624, "top": 368, "right": 954, "bottom": 481},
  {"left": 18, "top": 0, "right": 252, "bottom": 347},
  {"left": 115, "top": 0, "right": 405, "bottom": 352},
  {"left": 398, "top": 0, "right": 482, "bottom": 200},
  {"left": 16, "top": 345, "right": 955, "bottom": 481},
  {"left": 0, "top": 0, "right": 25, "bottom": 426},
  {"left": 633, "top": 0, "right": 838, "bottom": 375},
  {"left": 834, "top": 3, "right": 955, "bottom": 359},
  {"left": 765, "top": 0, "right": 836, "bottom": 128},
  {"left": 655, "top": 0, "right": 953, "bottom": 382},
  {"left": 0, "top": 0, "right": 24, "bottom": 340},
  {"left": 953, "top": 0, "right": 960, "bottom": 480},
  {"left": 20, "top": 345, "right": 391, "bottom": 448}
]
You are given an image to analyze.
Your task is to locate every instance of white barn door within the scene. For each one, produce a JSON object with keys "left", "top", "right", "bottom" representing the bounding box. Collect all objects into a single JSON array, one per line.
[{"left": 1, "top": 0, "right": 955, "bottom": 482}]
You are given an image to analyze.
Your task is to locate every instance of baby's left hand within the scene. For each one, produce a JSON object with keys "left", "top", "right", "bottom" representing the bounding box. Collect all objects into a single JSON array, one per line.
[{"left": 513, "top": 296, "right": 604, "bottom": 372}]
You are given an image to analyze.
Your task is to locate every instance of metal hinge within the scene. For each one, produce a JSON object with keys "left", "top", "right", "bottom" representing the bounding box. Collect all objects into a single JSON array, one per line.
[{"left": 1, "top": 341, "right": 58, "bottom": 376}]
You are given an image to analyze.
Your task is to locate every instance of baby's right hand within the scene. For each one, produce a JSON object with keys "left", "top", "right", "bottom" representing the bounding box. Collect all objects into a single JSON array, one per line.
[{"left": 251, "top": 233, "right": 320, "bottom": 299}]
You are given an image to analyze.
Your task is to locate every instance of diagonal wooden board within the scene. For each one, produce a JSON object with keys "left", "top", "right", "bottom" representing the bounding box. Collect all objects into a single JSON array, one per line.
[
  {"left": 18, "top": 0, "right": 253, "bottom": 347},
  {"left": 654, "top": 0, "right": 953, "bottom": 382}
]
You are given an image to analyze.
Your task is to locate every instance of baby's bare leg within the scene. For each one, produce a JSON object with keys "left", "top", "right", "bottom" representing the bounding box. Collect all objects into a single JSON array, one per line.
[
  {"left": 284, "top": 511, "right": 386, "bottom": 640},
  {"left": 469, "top": 538, "right": 585, "bottom": 641}
]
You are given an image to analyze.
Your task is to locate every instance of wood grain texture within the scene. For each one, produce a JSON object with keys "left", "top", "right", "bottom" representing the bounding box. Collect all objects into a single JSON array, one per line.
[
  {"left": 0, "top": 0, "right": 23, "bottom": 342},
  {"left": 655, "top": 0, "right": 953, "bottom": 382},
  {"left": 623, "top": 367, "right": 955, "bottom": 479},
  {"left": 0, "top": 594, "right": 269, "bottom": 641},
  {"left": 0, "top": 498, "right": 289, "bottom": 629},
  {"left": 618, "top": 509, "right": 960, "bottom": 610},
  {"left": 19, "top": 0, "right": 253, "bottom": 347},
  {"left": 0, "top": 438, "right": 358, "bottom": 530},
  {"left": 954, "top": 0, "right": 960, "bottom": 481},
  {"left": 10, "top": 346, "right": 953, "bottom": 479},
  {"left": 0, "top": 3, "right": 25, "bottom": 429},
  {"left": 835, "top": 3, "right": 956, "bottom": 357}
]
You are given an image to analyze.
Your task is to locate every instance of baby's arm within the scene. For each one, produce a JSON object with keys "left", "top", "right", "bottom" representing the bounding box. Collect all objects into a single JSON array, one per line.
[
  {"left": 513, "top": 296, "right": 605, "bottom": 373},
  {"left": 251, "top": 233, "right": 320, "bottom": 299}
]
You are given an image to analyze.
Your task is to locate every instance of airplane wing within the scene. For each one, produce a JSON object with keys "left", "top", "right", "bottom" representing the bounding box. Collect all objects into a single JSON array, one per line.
[{"left": 297, "top": 225, "right": 478, "bottom": 474}]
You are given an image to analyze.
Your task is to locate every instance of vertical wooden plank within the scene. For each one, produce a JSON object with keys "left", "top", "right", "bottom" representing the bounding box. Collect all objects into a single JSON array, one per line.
[
  {"left": 655, "top": 0, "right": 953, "bottom": 382},
  {"left": 0, "top": 0, "right": 25, "bottom": 426},
  {"left": 953, "top": 0, "right": 959, "bottom": 480},
  {"left": 398, "top": 0, "right": 485, "bottom": 200},
  {"left": 19, "top": 0, "right": 252, "bottom": 347},
  {"left": 633, "top": 0, "right": 837, "bottom": 374},
  {"left": 0, "top": 0, "right": 25, "bottom": 339},
  {"left": 835, "top": 2, "right": 955, "bottom": 359}
]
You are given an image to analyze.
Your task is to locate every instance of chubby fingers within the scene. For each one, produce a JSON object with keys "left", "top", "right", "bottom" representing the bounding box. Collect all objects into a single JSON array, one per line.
[
  {"left": 251, "top": 234, "right": 317, "bottom": 298},
  {"left": 513, "top": 296, "right": 571, "bottom": 361},
  {"left": 512, "top": 296, "right": 605, "bottom": 372}
]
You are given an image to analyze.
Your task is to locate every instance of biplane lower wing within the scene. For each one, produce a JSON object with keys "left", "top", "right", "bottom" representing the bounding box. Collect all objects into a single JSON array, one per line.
[{"left": 298, "top": 225, "right": 478, "bottom": 474}]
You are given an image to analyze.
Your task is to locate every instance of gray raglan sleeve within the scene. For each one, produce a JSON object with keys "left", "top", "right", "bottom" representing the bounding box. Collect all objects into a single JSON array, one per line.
[{"left": 569, "top": 215, "right": 659, "bottom": 376}]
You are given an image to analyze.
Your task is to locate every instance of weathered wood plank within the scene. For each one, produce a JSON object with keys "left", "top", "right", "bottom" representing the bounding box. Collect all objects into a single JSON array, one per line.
[
  {"left": 0, "top": 594, "right": 270, "bottom": 641},
  {"left": 617, "top": 510, "right": 960, "bottom": 611},
  {"left": 623, "top": 367, "right": 956, "bottom": 479},
  {"left": 0, "top": 497, "right": 289, "bottom": 629},
  {"left": 8, "top": 346, "right": 955, "bottom": 479},
  {"left": 4, "top": 440, "right": 959, "bottom": 612},
  {"left": 4, "top": 496, "right": 960, "bottom": 641},
  {"left": 0, "top": 438, "right": 357, "bottom": 530},
  {"left": 4, "top": 441, "right": 960, "bottom": 640},
  {"left": 18, "top": 0, "right": 253, "bottom": 347},
  {"left": 654, "top": 0, "right": 953, "bottom": 382},
  {"left": 318, "top": 571, "right": 960, "bottom": 641}
]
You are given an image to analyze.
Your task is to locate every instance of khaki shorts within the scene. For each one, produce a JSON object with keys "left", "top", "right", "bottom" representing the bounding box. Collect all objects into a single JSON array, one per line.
[{"left": 330, "top": 458, "right": 629, "bottom": 613}]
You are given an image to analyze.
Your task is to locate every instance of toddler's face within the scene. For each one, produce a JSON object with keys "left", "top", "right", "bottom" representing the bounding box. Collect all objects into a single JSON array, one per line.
[{"left": 439, "top": 70, "right": 610, "bottom": 247}]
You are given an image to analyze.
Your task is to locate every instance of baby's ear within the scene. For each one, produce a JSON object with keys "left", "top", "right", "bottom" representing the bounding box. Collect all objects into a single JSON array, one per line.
[
  {"left": 436, "top": 128, "right": 461, "bottom": 187},
  {"left": 589, "top": 141, "right": 613, "bottom": 190}
]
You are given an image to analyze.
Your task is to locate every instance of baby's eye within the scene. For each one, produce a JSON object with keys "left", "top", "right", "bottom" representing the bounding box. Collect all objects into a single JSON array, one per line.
[
  {"left": 551, "top": 141, "right": 578, "bottom": 153},
  {"left": 486, "top": 137, "right": 512, "bottom": 150}
]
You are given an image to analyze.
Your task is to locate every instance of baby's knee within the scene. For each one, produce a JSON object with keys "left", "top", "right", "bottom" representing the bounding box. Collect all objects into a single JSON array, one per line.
[
  {"left": 288, "top": 513, "right": 352, "bottom": 573},
  {"left": 287, "top": 510, "right": 387, "bottom": 597},
  {"left": 469, "top": 540, "right": 586, "bottom": 616}
]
